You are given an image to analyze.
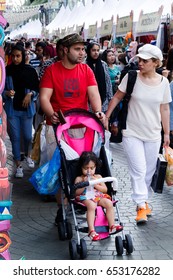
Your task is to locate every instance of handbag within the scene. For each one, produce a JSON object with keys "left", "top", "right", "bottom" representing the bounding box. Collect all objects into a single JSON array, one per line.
[
  {"left": 164, "top": 146, "right": 173, "bottom": 186},
  {"left": 31, "top": 121, "right": 45, "bottom": 164},
  {"left": 151, "top": 154, "right": 167, "bottom": 193}
]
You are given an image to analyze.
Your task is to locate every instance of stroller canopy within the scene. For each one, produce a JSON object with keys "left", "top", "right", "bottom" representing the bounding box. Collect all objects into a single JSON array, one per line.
[{"left": 56, "top": 109, "right": 105, "bottom": 156}]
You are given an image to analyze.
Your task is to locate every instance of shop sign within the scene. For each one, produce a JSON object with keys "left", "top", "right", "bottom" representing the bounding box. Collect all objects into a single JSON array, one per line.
[
  {"left": 100, "top": 16, "right": 113, "bottom": 36},
  {"left": 67, "top": 25, "right": 74, "bottom": 34},
  {"left": 88, "top": 22, "right": 97, "bottom": 38},
  {"left": 116, "top": 11, "right": 133, "bottom": 36},
  {"left": 136, "top": 6, "right": 163, "bottom": 34}
]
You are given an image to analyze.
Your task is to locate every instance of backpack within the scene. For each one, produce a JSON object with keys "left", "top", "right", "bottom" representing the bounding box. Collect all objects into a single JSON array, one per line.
[
  {"left": 116, "top": 70, "right": 137, "bottom": 142},
  {"left": 120, "top": 62, "right": 138, "bottom": 82}
]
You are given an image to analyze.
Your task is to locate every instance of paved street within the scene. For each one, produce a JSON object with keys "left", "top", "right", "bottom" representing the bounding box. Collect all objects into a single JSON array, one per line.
[{"left": 5, "top": 137, "right": 173, "bottom": 260}]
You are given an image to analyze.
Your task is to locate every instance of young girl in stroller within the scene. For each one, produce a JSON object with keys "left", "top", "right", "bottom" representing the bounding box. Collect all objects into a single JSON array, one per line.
[{"left": 75, "top": 151, "right": 123, "bottom": 241}]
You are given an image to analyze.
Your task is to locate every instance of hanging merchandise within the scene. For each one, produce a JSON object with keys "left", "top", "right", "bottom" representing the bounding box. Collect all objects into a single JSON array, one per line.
[
  {"left": 0, "top": 108, "right": 7, "bottom": 141},
  {"left": 0, "top": 220, "right": 11, "bottom": 260},
  {"left": 0, "top": 9, "right": 12, "bottom": 260}
]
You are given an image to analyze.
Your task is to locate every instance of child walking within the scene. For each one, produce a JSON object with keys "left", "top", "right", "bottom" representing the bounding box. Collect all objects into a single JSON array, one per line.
[{"left": 74, "top": 151, "right": 123, "bottom": 241}]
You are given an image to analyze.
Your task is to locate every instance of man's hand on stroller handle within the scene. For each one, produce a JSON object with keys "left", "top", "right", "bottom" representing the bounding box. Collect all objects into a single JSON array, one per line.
[
  {"left": 50, "top": 110, "right": 105, "bottom": 125},
  {"left": 50, "top": 112, "right": 60, "bottom": 124}
]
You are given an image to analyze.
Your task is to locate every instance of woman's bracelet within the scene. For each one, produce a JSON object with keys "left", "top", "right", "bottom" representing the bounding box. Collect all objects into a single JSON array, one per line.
[{"left": 95, "top": 111, "right": 103, "bottom": 117}]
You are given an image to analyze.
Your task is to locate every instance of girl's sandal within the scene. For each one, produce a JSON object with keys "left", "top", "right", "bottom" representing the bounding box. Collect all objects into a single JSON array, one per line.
[
  {"left": 88, "top": 230, "right": 100, "bottom": 241},
  {"left": 109, "top": 225, "right": 123, "bottom": 235}
]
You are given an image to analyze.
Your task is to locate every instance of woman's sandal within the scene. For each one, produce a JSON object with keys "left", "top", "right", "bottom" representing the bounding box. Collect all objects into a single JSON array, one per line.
[
  {"left": 109, "top": 225, "right": 123, "bottom": 235},
  {"left": 88, "top": 230, "right": 100, "bottom": 241}
]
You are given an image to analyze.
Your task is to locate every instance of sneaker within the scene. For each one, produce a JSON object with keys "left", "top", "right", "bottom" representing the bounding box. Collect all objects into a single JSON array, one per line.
[
  {"left": 25, "top": 156, "right": 35, "bottom": 168},
  {"left": 135, "top": 208, "right": 148, "bottom": 224},
  {"left": 145, "top": 202, "right": 152, "bottom": 216},
  {"left": 15, "top": 166, "right": 24, "bottom": 178}
]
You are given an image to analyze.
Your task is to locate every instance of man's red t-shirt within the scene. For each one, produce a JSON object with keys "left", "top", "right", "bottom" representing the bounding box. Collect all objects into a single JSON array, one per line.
[{"left": 40, "top": 61, "right": 97, "bottom": 124}]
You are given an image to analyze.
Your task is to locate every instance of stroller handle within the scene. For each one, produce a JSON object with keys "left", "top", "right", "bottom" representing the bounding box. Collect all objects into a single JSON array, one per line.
[{"left": 74, "top": 177, "right": 118, "bottom": 190}]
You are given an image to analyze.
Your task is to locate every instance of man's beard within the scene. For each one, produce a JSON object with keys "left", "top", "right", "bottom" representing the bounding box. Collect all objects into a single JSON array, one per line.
[{"left": 67, "top": 54, "right": 83, "bottom": 65}]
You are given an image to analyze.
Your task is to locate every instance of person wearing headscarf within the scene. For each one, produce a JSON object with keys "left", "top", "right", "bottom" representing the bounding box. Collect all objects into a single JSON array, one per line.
[{"left": 86, "top": 42, "right": 112, "bottom": 113}]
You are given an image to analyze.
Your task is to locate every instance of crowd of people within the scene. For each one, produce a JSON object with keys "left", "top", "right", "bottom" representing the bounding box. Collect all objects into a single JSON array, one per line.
[{"left": 3, "top": 33, "right": 173, "bottom": 233}]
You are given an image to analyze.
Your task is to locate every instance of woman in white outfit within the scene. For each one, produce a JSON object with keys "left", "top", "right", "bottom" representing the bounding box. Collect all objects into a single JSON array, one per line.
[{"left": 105, "top": 44, "right": 171, "bottom": 224}]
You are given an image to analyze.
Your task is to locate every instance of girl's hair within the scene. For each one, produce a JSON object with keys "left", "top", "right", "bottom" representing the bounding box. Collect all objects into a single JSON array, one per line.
[
  {"left": 11, "top": 44, "right": 26, "bottom": 65},
  {"left": 78, "top": 151, "right": 101, "bottom": 173}
]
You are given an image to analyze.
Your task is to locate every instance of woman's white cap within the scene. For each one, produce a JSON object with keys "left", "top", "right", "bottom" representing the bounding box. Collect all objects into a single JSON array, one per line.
[{"left": 136, "top": 44, "right": 163, "bottom": 61}]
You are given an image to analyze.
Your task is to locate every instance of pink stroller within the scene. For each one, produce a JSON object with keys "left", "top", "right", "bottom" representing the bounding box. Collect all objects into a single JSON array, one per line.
[{"left": 55, "top": 109, "right": 133, "bottom": 259}]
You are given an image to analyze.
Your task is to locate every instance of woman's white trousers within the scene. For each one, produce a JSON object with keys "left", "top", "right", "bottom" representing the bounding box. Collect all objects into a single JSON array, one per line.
[{"left": 122, "top": 136, "right": 161, "bottom": 207}]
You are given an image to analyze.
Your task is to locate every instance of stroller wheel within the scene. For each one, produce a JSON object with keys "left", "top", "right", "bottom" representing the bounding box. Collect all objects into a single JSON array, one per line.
[
  {"left": 115, "top": 235, "right": 124, "bottom": 256},
  {"left": 66, "top": 221, "right": 73, "bottom": 239},
  {"left": 78, "top": 239, "right": 87, "bottom": 259},
  {"left": 57, "top": 222, "right": 66, "bottom": 241},
  {"left": 124, "top": 234, "right": 133, "bottom": 254},
  {"left": 69, "top": 240, "right": 78, "bottom": 260}
]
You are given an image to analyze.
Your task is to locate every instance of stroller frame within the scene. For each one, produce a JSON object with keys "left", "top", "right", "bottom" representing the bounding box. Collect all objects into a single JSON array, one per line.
[{"left": 55, "top": 109, "right": 133, "bottom": 259}]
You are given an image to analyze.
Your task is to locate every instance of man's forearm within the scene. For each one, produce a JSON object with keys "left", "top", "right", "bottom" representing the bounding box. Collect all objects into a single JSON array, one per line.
[
  {"left": 88, "top": 86, "right": 102, "bottom": 112},
  {"left": 90, "top": 97, "right": 102, "bottom": 112},
  {"left": 39, "top": 88, "right": 54, "bottom": 118}
]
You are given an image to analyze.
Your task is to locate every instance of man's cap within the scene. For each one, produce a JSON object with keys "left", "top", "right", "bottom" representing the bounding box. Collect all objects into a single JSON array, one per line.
[
  {"left": 61, "top": 33, "right": 86, "bottom": 47},
  {"left": 136, "top": 44, "right": 163, "bottom": 61}
]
